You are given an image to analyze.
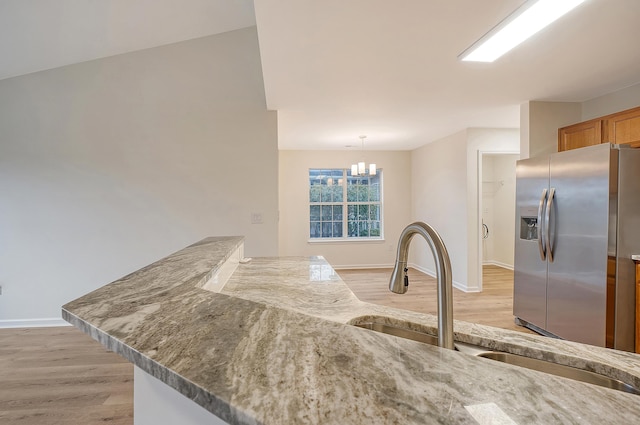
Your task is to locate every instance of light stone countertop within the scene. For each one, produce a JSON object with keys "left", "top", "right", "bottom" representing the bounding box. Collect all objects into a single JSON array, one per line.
[
  {"left": 632, "top": 254, "right": 640, "bottom": 261},
  {"left": 63, "top": 236, "right": 640, "bottom": 424}
]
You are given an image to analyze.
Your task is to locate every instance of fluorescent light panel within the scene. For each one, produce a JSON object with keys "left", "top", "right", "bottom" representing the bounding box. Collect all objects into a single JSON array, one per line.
[{"left": 459, "top": 0, "right": 587, "bottom": 62}]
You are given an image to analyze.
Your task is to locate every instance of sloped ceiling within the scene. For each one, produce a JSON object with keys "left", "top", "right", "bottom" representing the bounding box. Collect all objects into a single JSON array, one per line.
[
  {"left": 2, "top": 0, "right": 640, "bottom": 150},
  {"left": 0, "top": 0, "right": 256, "bottom": 80}
]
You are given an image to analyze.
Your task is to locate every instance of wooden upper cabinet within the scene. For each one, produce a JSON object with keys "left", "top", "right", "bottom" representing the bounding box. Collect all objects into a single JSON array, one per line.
[
  {"left": 558, "top": 119, "right": 603, "bottom": 152},
  {"left": 558, "top": 105, "right": 640, "bottom": 152},
  {"left": 606, "top": 106, "right": 640, "bottom": 148}
]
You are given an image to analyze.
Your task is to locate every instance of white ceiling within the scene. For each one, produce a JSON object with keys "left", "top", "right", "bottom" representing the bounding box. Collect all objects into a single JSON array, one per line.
[
  {"left": 2, "top": 0, "right": 640, "bottom": 151},
  {"left": 0, "top": 0, "right": 256, "bottom": 80}
]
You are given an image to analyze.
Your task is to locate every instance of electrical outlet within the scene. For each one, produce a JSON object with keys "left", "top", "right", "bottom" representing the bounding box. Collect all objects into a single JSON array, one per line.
[{"left": 251, "top": 212, "right": 263, "bottom": 224}]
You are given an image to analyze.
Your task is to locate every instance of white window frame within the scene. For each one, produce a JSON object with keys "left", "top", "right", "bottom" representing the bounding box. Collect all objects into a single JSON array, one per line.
[{"left": 308, "top": 168, "right": 384, "bottom": 242}]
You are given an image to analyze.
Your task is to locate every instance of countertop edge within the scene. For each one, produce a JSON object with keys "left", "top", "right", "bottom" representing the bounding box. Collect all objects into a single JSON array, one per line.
[{"left": 62, "top": 236, "right": 640, "bottom": 424}]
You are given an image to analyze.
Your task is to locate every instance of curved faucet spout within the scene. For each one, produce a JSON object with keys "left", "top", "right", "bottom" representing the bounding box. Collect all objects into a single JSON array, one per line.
[{"left": 389, "top": 222, "right": 454, "bottom": 350}]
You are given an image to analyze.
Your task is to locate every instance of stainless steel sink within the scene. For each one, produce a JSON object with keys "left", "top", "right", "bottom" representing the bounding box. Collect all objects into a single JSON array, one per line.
[
  {"left": 354, "top": 322, "right": 439, "bottom": 345},
  {"left": 476, "top": 351, "right": 640, "bottom": 395},
  {"left": 352, "top": 320, "right": 640, "bottom": 396}
]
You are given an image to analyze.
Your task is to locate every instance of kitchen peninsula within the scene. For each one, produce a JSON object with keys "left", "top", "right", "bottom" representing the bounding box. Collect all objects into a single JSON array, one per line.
[{"left": 63, "top": 237, "right": 640, "bottom": 424}]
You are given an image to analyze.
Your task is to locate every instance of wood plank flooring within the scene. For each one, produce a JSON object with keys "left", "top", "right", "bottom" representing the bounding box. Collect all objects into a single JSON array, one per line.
[
  {"left": 338, "top": 265, "right": 533, "bottom": 333},
  {"left": 0, "top": 327, "right": 132, "bottom": 425},
  {"left": 0, "top": 265, "right": 528, "bottom": 424}
]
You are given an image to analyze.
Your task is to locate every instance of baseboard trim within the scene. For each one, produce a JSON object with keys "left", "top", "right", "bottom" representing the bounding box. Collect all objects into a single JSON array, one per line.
[
  {"left": 408, "top": 262, "right": 435, "bottom": 278},
  {"left": 0, "top": 318, "right": 71, "bottom": 329},
  {"left": 464, "top": 283, "right": 481, "bottom": 293},
  {"left": 332, "top": 263, "right": 394, "bottom": 270},
  {"left": 408, "top": 263, "right": 476, "bottom": 293},
  {"left": 482, "top": 261, "right": 514, "bottom": 271}
]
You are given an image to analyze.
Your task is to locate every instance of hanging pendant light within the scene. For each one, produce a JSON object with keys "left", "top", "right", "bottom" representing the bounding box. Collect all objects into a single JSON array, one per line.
[{"left": 351, "top": 136, "right": 376, "bottom": 176}]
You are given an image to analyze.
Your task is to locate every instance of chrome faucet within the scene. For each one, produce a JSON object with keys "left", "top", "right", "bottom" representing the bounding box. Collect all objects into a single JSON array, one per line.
[{"left": 389, "top": 222, "right": 454, "bottom": 350}]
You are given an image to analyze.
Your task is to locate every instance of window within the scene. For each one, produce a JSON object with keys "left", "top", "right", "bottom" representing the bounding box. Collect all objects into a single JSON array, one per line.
[{"left": 309, "top": 168, "right": 382, "bottom": 240}]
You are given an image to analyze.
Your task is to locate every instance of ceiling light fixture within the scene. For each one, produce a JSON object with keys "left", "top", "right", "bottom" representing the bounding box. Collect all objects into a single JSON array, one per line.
[
  {"left": 351, "top": 136, "right": 376, "bottom": 177},
  {"left": 459, "top": 0, "right": 587, "bottom": 63}
]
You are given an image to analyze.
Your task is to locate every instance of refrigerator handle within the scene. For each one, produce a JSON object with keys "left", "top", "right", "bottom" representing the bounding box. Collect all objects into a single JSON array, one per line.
[
  {"left": 537, "top": 188, "right": 547, "bottom": 261},
  {"left": 545, "top": 187, "right": 555, "bottom": 263}
]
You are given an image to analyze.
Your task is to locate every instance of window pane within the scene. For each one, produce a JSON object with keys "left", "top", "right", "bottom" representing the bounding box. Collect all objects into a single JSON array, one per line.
[
  {"left": 333, "top": 205, "right": 343, "bottom": 220},
  {"left": 321, "top": 205, "right": 332, "bottom": 221},
  {"left": 309, "top": 169, "right": 322, "bottom": 181},
  {"left": 348, "top": 205, "right": 357, "bottom": 221},
  {"left": 332, "top": 184, "right": 343, "bottom": 202},
  {"left": 370, "top": 221, "right": 380, "bottom": 237},
  {"left": 369, "top": 204, "right": 379, "bottom": 220},
  {"left": 322, "top": 222, "right": 333, "bottom": 238},
  {"left": 347, "top": 181, "right": 357, "bottom": 202},
  {"left": 333, "top": 222, "right": 343, "bottom": 238},
  {"left": 310, "top": 222, "right": 321, "bottom": 238},
  {"left": 370, "top": 183, "right": 380, "bottom": 201},
  {"left": 309, "top": 185, "right": 321, "bottom": 203},
  {"left": 310, "top": 205, "right": 320, "bottom": 221},
  {"left": 358, "top": 204, "right": 369, "bottom": 220},
  {"left": 358, "top": 221, "right": 369, "bottom": 237},
  {"left": 348, "top": 220, "right": 358, "bottom": 237},
  {"left": 357, "top": 185, "right": 368, "bottom": 202},
  {"left": 321, "top": 184, "right": 332, "bottom": 202}
]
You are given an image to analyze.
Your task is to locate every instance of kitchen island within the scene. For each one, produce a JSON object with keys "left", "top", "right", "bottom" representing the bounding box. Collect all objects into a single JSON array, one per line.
[{"left": 63, "top": 237, "right": 640, "bottom": 424}]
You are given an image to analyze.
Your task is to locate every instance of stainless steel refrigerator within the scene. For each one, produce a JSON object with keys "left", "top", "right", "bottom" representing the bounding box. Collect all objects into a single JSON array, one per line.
[{"left": 513, "top": 143, "right": 640, "bottom": 352}]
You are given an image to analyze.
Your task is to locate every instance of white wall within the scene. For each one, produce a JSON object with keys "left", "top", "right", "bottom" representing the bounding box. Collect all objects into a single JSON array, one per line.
[
  {"left": 0, "top": 27, "right": 278, "bottom": 324},
  {"left": 465, "top": 129, "right": 519, "bottom": 291},
  {"left": 523, "top": 101, "right": 581, "bottom": 159},
  {"left": 411, "top": 130, "right": 468, "bottom": 289},
  {"left": 409, "top": 128, "right": 519, "bottom": 292},
  {"left": 278, "top": 150, "right": 411, "bottom": 268},
  {"left": 481, "top": 154, "right": 518, "bottom": 269},
  {"left": 481, "top": 156, "right": 495, "bottom": 263},
  {"left": 520, "top": 83, "right": 640, "bottom": 159},
  {"left": 491, "top": 155, "right": 518, "bottom": 268},
  {"left": 582, "top": 82, "right": 640, "bottom": 121},
  {"left": 519, "top": 102, "right": 530, "bottom": 160}
]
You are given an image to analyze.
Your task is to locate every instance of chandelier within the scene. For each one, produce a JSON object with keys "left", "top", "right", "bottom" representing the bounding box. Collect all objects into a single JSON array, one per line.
[{"left": 351, "top": 136, "right": 376, "bottom": 176}]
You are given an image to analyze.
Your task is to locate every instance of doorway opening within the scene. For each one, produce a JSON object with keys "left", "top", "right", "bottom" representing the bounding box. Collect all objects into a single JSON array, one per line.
[{"left": 477, "top": 151, "right": 519, "bottom": 291}]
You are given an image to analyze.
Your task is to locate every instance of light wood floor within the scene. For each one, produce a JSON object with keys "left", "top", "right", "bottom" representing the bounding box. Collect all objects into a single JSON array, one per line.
[
  {"left": 338, "top": 265, "right": 533, "bottom": 333},
  {"left": 0, "top": 265, "right": 528, "bottom": 424},
  {"left": 0, "top": 327, "right": 132, "bottom": 425}
]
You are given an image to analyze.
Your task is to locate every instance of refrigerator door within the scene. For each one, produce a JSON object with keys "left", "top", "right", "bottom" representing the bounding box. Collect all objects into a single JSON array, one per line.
[
  {"left": 546, "top": 143, "right": 613, "bottom": 346},
  {"left": 513, "top": 155, "right": 549, "bottom": 329},
  {"left": 613, "top": 147, "right": 640, "bottom": 351}
]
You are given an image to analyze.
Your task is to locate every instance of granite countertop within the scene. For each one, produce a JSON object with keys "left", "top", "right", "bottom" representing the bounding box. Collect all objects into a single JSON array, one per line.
[{"left": 63, "top": 237, "right": 640, "bottom": 424}]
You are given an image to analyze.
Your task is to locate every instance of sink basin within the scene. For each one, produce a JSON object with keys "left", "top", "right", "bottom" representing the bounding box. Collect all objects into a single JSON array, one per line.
[
  {"left": 477, "top": 351, "right": 640, "bottom": 395},
  {"left": 352, "top": 319, "right": 640, "bottom": 396},
  {"left": 354, "top": 321, "right": 438, "bottom": 345}
]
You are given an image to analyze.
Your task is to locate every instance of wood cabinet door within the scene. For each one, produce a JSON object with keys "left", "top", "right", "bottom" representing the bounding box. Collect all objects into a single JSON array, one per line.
[
  {"left": 606, "top": 106, "right": 640, "bottom": 148},
  {"left": 558, "top": 119, "right": 603, "bottom": 152}
]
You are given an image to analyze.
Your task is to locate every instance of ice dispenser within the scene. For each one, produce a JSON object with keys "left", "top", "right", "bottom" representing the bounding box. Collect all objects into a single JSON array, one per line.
[{"left": 519, "top": 206, "right": 539, "bottom": 240}]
